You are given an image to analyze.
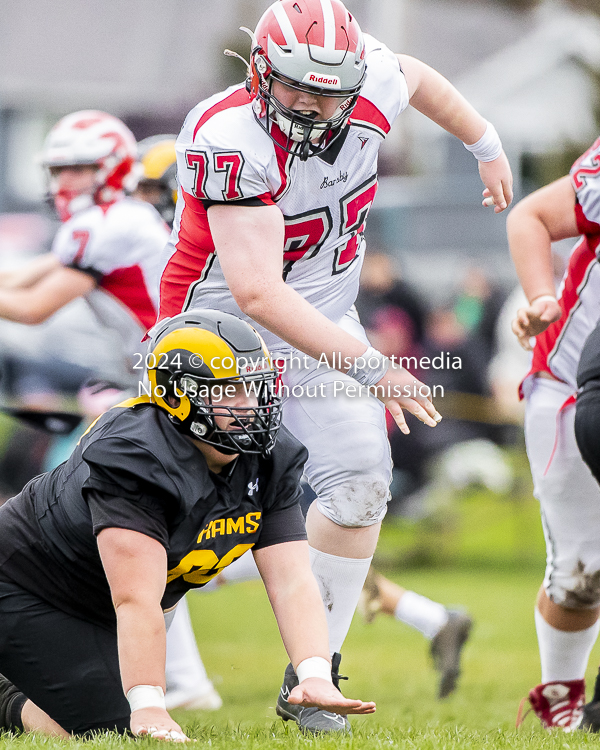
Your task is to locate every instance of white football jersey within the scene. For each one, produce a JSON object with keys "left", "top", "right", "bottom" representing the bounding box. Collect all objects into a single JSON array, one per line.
[
  {"left": 52, "top": 197, "right": 169, "bottom": 368},
  {"left": 524, "top": 137, "right": 600, "bottom": 393},
  {"left": 158, "top": 34, "right": 409, "bottom": 352}
]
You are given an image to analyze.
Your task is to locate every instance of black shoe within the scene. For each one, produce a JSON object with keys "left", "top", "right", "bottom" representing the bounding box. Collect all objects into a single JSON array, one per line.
[
  {"left": 0, "top": 673, "right": 26, "bottom": 733},
  {"left": 430, "top": 610, "right": 473, "bottom": 699},
  {"left": 582, "top": 701, "right": 600, "bottom": 732},
  {"left": 276, "top": 652, "right": 351, "bottom": 734}
]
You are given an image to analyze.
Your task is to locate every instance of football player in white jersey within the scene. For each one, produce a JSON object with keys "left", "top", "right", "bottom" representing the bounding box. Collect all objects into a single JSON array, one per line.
[
  {"left": 148, "top": 136, "right": 473, "bottom": 700},
  {"left": 158, "top": 0, "right": 512, "bottom": 732},
  {"left": 0, "top": 112, "right": 221, "bottom": 715},
  {"left": 509, "top": 137, "right": 600, "bottom": 731}
]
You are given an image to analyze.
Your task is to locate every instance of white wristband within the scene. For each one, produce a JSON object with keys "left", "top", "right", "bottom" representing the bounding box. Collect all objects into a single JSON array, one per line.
[
  {"left": 530, "top": 294, "right": 557, "bottom": 305},
  {"left": 463, "top": 121, "right": 503, "bottom": 162},
  {"left": 126, "top": 685, "right": 166, "bottom": 712},
  {"left": 346, "top": 346, "right": 389, "bottom": 387},
  {"left": 296, "top": 657, "right": 332, "bottom": 684}
]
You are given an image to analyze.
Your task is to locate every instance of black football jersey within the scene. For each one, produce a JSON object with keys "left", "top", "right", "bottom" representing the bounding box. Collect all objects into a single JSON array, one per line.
[
  {"left": 578, "top": 319, "right": 600, "bottom": 388},
  {"left": 0, "top": 397, "right": 307, "bottom": 629}
]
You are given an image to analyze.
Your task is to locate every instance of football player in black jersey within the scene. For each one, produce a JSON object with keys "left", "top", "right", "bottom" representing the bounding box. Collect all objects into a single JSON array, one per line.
[{"left": 0, "top": 310, "right": 375, "bottom": 740}]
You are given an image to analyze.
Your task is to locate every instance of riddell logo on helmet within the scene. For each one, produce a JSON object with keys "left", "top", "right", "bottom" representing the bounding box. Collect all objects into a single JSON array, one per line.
[{"left": 304, "top": 73, "right": 341, "bottom": 88}]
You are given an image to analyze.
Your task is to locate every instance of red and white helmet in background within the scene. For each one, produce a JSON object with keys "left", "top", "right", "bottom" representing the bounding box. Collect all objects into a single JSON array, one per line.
[
  {"left": 41, "top": 110, "right": 138, "bottom": 221},
  {"left": 248, "top": 0, "right": 366, "bottom": 160}
]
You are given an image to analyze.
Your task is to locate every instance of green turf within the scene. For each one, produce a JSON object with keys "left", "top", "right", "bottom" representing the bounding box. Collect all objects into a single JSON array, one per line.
[{"left": 4, "top": 476, "right": 600, "bottom": 747}]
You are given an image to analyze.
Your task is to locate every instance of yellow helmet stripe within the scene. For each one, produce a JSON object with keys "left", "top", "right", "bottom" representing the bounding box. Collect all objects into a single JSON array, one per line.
[{"left": 152, "top": 327, "right": 241, "bottom": 379}]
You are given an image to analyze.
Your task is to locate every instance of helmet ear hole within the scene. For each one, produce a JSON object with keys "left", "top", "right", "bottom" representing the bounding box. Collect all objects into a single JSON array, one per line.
[{"left": 165, "top": 394, "right": 181, "bottom": 409}]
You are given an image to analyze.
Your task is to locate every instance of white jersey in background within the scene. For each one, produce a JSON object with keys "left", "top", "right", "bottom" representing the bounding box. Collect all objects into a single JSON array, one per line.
[
  {"left": 158, "top": 34, "right": 409, "bottom": 350},
  {"left": 52, "top": 197, "right": 169, "bottom": 371}
]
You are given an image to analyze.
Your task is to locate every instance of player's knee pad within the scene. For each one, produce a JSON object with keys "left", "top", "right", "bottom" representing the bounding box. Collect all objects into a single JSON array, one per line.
[
  {"left": 545, "top": 564, "right": 600, "bottom": 609},
  {"left": 318, "top": 475, "right": 390, "bottom": 528}
]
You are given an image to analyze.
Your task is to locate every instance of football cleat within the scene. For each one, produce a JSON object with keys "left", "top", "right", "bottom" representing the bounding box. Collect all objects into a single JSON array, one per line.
[
  {"left": 581, "top": 700, "right": 600, "bottom": 732},
  {"left": 430, "top": 610, "right": 473, "bottom": 699},
  {"left": 516, "top": 679, "right": 585, "bottom": 731},
  {"left": 276, "top": 652, "right": 351, "bottom": 734}
]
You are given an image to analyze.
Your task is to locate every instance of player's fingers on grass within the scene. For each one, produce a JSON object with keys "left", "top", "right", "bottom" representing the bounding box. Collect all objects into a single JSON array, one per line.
[{"left": 343, "top": 701, "right": 376, "bottom": 715}]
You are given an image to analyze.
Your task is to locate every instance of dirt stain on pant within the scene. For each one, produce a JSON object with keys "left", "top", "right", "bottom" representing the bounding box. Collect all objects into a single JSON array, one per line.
[{"left": 563, "top": 560, "right": 600, "bottom": 608}]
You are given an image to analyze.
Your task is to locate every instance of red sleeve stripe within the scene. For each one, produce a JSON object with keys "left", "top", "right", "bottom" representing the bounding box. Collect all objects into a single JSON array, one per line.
[
  {"left": 193, "top": 88, "right": 251, "bottom": 141},
  {"left": 158, "top": 190, "right": 215, "bottom": 320},
  {"left": 529, "top": 236, "right": 597, "bottom": 377},
  {"left": 349, "top": 97, "right": 391, "bottom": 137}
]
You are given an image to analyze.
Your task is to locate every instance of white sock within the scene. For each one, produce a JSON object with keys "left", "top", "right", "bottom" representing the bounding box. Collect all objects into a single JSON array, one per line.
[
  {"left": 309, "top": 547, "right": 372, "bottom": 654},
  {"left": 165, "top": 597, "right": 212, "bottom": 693},
  {"left": 394, "top": 590, "right": 449, "bottom": 640},
  {"left": 535, "top": 607, "right": 600, "bottom": 683}
]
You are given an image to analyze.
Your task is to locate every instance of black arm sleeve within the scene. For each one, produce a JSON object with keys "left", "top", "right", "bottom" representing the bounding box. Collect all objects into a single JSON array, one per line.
[
  {"left": 201, "top": 196, "right": 273, "bottom": 210},
  {"left": 65, "top": 262, "right": 103, "bottom": 283}
]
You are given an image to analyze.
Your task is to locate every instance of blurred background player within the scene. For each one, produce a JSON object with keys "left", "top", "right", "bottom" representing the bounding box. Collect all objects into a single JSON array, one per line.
[
  {"left": 509, "top": 137, "right": 600, "bottom": 731},
  {"left": 133, "top": 135, "right": 179, "bottom": 227},
  {"left": 158, "top": 0, "right": 512, "bottom": 732},
  {"left": 0, "top": 112, "right": 221, "bottom": 713}
]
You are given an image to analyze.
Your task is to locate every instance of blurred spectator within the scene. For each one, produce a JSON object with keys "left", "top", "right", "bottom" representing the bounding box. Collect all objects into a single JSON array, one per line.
[
  {"left": 452, "top": 266, "right": 506, "bottom": 360},
  {"left": 365, "top": 305, "right": 428, "bottom": 511},
  {"left": 356, "top": 251, "right": 427, "bottom": 344}
]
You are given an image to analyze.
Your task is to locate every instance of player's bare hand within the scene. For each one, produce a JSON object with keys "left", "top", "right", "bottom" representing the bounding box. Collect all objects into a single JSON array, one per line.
[
  {"left": 376, "top": 366, "right": 442, "bottom": 435},
  {"left": 131, "top": 708, "right": 188, "bottom": 742},
  {"left": 511, "top": 298, "right": 562, "bottom": 351},
  {"left": 288, "top": 678, "right": 376, "bottom": 715},
  {"left": 479, "top": 151, "right": 513, "bottom": 213}
]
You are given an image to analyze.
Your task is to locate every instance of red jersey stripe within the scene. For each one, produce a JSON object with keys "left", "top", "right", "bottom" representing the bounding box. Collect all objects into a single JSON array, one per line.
[
  {"left": 575, "top": 202, "right": 600, "bottom": 238},
  {"left": 100, "top": 264, "right": 157, "bottom": 330},
  {"left": 159, "top": 190, "right": 215, "bottom": 320},
  {"left": 193, "top": 89, "right": 251, "bottom": 141},
  {"left": 350, "top": 97, "right": 391, "bottom": 135},
  {"left": 529, "top": 236, "right": 596, "bottom": 380}
]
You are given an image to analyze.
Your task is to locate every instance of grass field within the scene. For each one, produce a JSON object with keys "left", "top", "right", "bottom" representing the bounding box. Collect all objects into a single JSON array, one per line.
[{"left": 4, "top": 461, "right": 600, "bottom": 748}]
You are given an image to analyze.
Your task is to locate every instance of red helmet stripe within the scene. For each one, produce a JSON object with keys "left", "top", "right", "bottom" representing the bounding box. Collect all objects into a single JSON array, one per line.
[
  {"left": 271, "top": 1, "right": 302, "bottom": 47},
  {"left": 262, "top": 7, "right": 287, "bottom": 48},
  {"left": 332, "top": 1, "right": 352, "bottom": 50}
]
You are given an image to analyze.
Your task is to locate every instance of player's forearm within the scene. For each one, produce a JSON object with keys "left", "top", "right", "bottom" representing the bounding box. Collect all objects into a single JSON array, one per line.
[
  {"left": 400, "top": 55, "right": 486, "bottom": 144},
  {"left": 241, "top": 282, "right": 368, "bottom": 366},
  {"left": 507, "top": 207, "right": 556, "bottom": 303},
  {"left": 115, "top": 601, "right": 167, "bottom": 694},
  {"left": 0, "top": 255, "right": 60, "bottom": 290},
  {"left": 0, "top": 289, "right": 56, "bottom": 324},
  {"left": 266, "top": 573, "right": 330, "bottom": 668}
]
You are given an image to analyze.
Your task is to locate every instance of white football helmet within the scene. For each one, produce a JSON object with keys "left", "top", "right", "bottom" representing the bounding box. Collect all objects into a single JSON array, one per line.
[
  {"left": 248, "top": 0, "right": 366, "bottom": 160},
  {"left": 41, "top": 110, "right": 138, "bottom": 221}
]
